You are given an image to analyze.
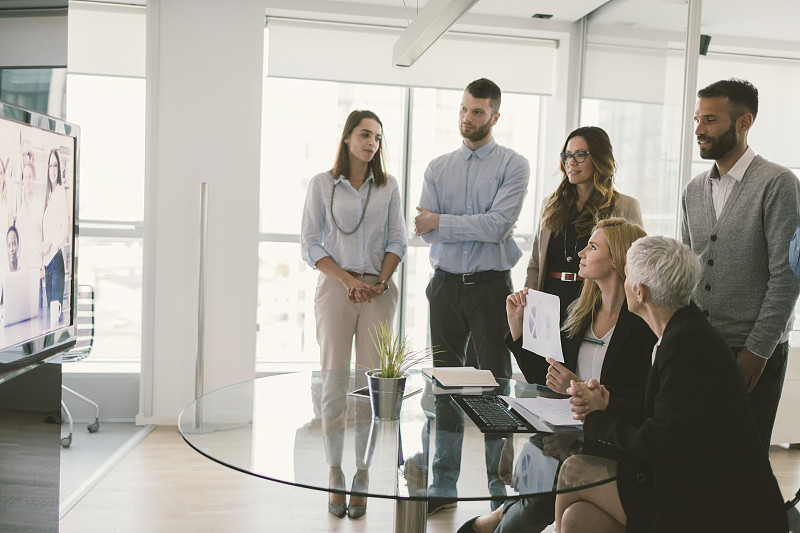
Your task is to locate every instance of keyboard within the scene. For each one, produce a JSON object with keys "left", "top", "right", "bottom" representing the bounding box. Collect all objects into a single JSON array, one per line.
[{"left": 452, "top": 395, "right": 540, "bottom": 434}]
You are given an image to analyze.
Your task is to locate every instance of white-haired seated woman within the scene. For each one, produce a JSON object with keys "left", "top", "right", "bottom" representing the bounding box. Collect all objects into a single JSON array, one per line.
[{"left": 556, "top": 235, "right": 787, "bottom": 533}]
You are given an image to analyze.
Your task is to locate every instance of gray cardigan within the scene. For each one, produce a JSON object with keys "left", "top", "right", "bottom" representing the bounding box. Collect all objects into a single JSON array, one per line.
[{"left": 681, "top": 154, "right": 800, "bottom": 357}]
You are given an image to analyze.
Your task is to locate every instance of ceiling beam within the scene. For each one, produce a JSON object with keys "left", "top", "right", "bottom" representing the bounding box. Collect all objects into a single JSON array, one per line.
[{"left": 392, "top": 0, "right": 479, "bottom": 68}]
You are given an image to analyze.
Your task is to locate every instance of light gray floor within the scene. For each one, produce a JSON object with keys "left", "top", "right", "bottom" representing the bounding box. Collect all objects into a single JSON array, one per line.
[{"left": 59, "top": 421, "right": 154, "bottom": 517}]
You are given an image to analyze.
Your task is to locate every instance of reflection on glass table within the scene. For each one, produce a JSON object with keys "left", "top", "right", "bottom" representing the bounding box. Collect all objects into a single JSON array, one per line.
[{"left": 178, "top": 370, "right": 637, "bottom": 533}]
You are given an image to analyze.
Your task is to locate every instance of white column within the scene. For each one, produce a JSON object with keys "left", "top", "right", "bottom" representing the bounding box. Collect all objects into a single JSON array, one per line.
[{"left": 140, "top": 0, "right": 262, "bottom": 424}]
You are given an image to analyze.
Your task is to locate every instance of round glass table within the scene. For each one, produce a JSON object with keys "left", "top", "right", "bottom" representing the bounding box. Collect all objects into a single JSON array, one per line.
[{"left": 178, "top": 370, "right": 635, "bottom": 533}]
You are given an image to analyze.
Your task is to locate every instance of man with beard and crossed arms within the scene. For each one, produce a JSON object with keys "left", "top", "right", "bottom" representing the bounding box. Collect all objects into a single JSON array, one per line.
[
  {"left": 682, "top": 78, "right": 800, "bottom": 455},
  {"left": 415, "top": 78, "right": 529, "bottom": 514}
]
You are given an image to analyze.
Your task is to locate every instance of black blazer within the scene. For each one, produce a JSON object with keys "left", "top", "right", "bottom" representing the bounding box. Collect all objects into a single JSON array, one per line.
[
  {"left": 507, "top": 302, "right": 655, "bottom": 423},
  {"left": 585, "top": 304, "right": 787, "bottom": 533}
]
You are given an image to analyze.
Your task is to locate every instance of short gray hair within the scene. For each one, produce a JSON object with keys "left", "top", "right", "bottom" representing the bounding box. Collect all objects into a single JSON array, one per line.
[{"left": 626, "top": 236, "right": 701, "bottom": 309}]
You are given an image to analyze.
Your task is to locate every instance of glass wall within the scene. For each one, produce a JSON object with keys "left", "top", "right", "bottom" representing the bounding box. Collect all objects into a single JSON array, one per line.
[{"left": 580, "top": 1, "right": 689, "bottom": 238}]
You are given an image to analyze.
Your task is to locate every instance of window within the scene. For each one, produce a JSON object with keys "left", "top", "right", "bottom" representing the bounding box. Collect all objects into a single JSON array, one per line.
[
  {"left": 581, "top": 99, "right": 681, "bottom": 237},
  {"left": 257, "top": 78, "right": 405, "bottom": 367},
  {"left": 0, "top": 69, "right": 66, "bottom": 119},
  {"left": 64, "top": 2, "right": 145, "bottom": 365},
  {"left": 257, "top": 78, "right": 545, "bottom": 369},
  {"left": 403, "top": 87, "right": 542, "bottom": 348},
  {"left": 579, "top": 2, "right": 688, "bottom": 238}
]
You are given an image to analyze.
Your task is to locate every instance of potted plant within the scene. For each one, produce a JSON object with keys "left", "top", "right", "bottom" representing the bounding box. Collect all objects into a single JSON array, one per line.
[{"left": 366, "top": 320, "right": 436, "bottom": 420}]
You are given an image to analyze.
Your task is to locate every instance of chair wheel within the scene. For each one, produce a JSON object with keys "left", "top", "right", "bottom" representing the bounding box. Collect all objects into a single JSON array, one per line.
[
  {"left": 61, "top": 435, "right": 72, "bottom": 448},
  {"left": 87, "top": 421, "right": 99, "bottom": 433}
]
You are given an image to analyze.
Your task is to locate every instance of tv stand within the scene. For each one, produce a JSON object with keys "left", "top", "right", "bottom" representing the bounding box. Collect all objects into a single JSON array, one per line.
[{"left": 0, "top": 357, "right": 62, "bottom": 532}]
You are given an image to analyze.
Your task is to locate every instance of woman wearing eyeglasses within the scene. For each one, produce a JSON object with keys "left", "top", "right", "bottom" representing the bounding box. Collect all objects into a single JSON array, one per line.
[{"left": 525, "top": 126, "right": 642, "bottom": 323}]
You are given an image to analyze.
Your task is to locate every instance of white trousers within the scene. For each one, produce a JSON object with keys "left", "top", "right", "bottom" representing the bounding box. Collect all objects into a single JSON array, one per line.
[{"left": 314, "top": 272, "right": 399, "bottom": 371}]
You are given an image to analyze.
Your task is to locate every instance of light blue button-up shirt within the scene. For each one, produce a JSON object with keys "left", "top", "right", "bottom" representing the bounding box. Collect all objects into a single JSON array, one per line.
[
  {"left": 301, "top": 171, "right": 407, "bottom": 274},
  {"left": 418, "top": 138, "right": 530, "bottom": 274}
]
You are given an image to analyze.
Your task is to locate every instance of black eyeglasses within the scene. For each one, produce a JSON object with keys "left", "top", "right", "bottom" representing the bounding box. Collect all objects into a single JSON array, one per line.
[{"left": 560, "top": 150, "right": 591, "bottom": 164}]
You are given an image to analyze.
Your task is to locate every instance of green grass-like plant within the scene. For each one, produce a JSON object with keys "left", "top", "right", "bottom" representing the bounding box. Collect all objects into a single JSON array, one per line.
[{"left": 368, "top": 320, "right": 437, "bottom": 379}]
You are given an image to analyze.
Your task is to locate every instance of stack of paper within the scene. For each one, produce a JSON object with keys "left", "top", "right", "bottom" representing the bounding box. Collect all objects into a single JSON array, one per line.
[
  {"left": 510, "top": 397, "right": 582, "bottom": 427},
  {"left": 422, "top": 367, "right": 499, "bottom": 387},
  {"left": 499, "top": 396, "right": 552, "bottom": 432}
]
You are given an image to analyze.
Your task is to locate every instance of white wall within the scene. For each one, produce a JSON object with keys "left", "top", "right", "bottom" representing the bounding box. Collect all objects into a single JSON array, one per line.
[{"left": 139, "top": 0, "right": 263, "bottom": 424}]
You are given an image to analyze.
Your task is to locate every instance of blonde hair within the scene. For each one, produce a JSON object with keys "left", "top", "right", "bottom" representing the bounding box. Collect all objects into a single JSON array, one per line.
[{"left": 562, "top": 217, "right": 647, "bottom": 338}]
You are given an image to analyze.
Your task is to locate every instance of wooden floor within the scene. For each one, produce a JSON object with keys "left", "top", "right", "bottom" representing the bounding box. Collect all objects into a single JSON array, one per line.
[{"left": 59, "top": 426, "right": 800, "bottom": 533}]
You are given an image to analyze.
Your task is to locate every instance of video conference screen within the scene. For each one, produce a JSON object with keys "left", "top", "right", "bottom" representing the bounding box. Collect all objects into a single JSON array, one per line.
[{"left": 0, "top": 115, "right": 75, "bottom": 352}]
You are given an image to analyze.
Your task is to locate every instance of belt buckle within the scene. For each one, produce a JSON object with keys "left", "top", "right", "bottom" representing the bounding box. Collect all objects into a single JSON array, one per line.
[
  {"left": 560, "top": 272, "right": 576, "bottom": 282},
  {"left": 462, "top": 273, "right": 476, "bottom": 285}
]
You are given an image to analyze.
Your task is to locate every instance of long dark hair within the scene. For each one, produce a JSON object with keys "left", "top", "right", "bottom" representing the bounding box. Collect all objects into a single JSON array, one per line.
[
  {"left": 44, "top": 149, "right": 62, "bottom": 212},
  {"left": 541, "top": 126, "right": 618, "bottom": 236},
  {"left": 330, "top": 110, "right": 387, "bottom": 186}
]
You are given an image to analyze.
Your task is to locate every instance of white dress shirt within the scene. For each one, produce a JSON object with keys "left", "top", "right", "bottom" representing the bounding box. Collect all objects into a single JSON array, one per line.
[{"left": 711, "top": 146, "right": 755, "bottom": 219}]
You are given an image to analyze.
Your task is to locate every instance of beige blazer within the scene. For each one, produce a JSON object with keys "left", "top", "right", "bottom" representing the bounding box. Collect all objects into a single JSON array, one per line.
[{"left": 524, "top": 192, "right": 642, "bottom": 290}]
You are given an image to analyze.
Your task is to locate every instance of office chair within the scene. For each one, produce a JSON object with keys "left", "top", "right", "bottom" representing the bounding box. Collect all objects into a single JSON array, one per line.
[{"left": 59, "top": 285, "right": 99, "bottom": 448}]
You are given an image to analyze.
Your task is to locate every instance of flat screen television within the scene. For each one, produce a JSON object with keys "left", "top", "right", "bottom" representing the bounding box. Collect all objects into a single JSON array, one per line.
[{"left": 0, "top": 101, "right": 78, "bottom": 368}]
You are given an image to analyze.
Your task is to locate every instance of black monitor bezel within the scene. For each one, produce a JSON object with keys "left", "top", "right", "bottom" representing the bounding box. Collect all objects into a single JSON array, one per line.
[{"left": 0, "top": 100, "right": 79, "bottom": 368}]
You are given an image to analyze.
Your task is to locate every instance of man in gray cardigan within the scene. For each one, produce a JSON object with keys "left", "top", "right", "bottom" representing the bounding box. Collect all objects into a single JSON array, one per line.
[{"left": 681, "top": 78, "right": 800, "bottom": 451}]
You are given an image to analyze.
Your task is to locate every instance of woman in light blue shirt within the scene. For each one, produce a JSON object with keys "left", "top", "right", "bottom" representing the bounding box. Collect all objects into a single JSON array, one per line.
[{"left": 301, "top": 109, "right": 407, "bottom": 519}]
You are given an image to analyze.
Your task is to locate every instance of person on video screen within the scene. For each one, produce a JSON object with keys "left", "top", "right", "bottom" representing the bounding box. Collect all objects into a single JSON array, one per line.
[
  {"left": 15, "top": 152, "right": 44, "bottom": 271},
  {"left": 7, "top": 225, "right": 19, "bottom": 273},
  {"left": 42, "top": 149, "right": 68, "bottom": 309},
  {"left": 1, "top": 225, "right": 20, "bottom": 307},
  {"left": 0, "top": 157, "right": 10, "bottom": 271}
]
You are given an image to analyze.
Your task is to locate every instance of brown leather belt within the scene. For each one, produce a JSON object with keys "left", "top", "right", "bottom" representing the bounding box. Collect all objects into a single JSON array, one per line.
[
  {"left": 346, "top": 271, "right": 379, "bottom": 277},
  {"left": 549, "top": 271, "right": 584, "bottom": 282}
]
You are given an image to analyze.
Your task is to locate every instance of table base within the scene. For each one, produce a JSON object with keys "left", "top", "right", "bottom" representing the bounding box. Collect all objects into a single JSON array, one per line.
[{"left": 395, "top": 499, "right": 426, "bottom": 532}]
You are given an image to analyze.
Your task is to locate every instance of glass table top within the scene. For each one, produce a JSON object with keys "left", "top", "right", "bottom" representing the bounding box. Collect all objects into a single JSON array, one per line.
[{"left": 178, "top": 370, "right": 634, "bottom": 502}]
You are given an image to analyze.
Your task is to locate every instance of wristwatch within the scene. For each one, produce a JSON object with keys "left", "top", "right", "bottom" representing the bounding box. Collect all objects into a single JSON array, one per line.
[{"left": 376, "top": 279, "right": 389, "bottom": 292}]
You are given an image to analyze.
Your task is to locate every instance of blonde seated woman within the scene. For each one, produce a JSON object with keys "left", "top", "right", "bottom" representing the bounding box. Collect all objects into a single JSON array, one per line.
[
  {"left": 557, "top": 236, "right": 787, "bottom": 533},
  {"left": 460, "top": 218, "right": 654, "bottom": 533}
]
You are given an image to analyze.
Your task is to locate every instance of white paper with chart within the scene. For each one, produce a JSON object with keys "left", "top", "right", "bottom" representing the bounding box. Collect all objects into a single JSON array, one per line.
[{"left": 521, "top": 290, "right": 564, "bottom": 363}]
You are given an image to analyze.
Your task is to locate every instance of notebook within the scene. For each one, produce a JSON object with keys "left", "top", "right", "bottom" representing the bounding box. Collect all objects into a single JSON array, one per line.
[{"left": 422, "top": 366, "right": 499, "bottom": 388}]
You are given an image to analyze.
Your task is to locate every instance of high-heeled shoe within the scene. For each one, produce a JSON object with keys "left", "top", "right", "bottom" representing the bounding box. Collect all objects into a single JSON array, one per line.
[
  {"left": 457, "top": 516, "right": 479, "bottom": 533},
  {"left": 348, "top": 469, "right": 369, "bottom": 519},
  {"left": 328, "top": 469, "right": 347, "bottom": 518}
]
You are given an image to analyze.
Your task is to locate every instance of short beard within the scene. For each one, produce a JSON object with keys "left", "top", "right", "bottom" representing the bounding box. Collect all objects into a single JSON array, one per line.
[
  {"left": 460, "top": 120, "right": 492, "bottom": 143},
  {"left": 698, "top": 121, "right": 737, "bottom": 160}
]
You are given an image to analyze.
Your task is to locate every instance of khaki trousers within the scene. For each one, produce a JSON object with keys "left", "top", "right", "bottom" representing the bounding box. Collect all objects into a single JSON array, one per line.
[{"left": 314, "top": 273, "right": 399, "bottom": 371}]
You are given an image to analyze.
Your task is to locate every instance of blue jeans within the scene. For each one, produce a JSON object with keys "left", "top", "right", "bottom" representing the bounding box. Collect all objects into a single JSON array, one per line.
[
  {"left": 45, "top": 249, "right": 65, "bottom": 307},
  {"left": 428, "top": 388, "right": 510, "bottom": 510}
]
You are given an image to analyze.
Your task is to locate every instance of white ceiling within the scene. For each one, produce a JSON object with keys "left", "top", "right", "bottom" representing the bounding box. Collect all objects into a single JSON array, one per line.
[
  {"left": 320, "top": 0, "right": 800, "bottom": 46},
  {"left": 353, "top": 0, "right": 609, "bottom": 22},
  {"left": 6, "top": 0, "right": 797, "bottom": 50}
]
